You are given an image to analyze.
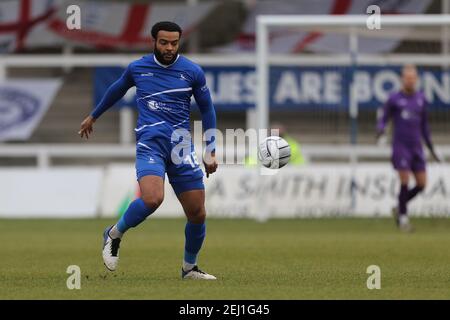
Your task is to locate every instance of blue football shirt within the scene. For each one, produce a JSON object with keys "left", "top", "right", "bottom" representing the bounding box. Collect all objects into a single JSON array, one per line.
[{"left": 92, "top": 54, "right": 216, "bottom": 150}]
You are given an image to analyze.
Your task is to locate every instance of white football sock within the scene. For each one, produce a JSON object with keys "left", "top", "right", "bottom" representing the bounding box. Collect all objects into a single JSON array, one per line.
[
  {"left": 399, "top": 215, "right": 409, "bottom": 226},
  {"left": 183, "top": 261, "right": 196, "bottom": 272},
  {"left": 109, "top": 224, "right": 123, "bottom": 239}
]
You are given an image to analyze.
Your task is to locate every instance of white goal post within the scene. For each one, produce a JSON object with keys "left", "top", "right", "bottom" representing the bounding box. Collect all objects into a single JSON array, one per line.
[{"left": 255, "top": 14, "right": 450, "bottom": 136}]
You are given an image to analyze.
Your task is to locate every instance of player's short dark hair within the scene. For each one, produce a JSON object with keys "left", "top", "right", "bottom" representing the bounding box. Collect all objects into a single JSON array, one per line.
[{"left": 151, "top": 21, "right": 182, "bottom": 40}]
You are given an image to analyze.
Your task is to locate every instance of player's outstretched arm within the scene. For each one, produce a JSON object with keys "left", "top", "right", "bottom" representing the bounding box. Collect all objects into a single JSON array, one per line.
[
  {"left": 193, "top": 69, "right": 217, "bottom": 178},
  {"left": 78, "top": 65, "right": 135, "bottom": 140}
]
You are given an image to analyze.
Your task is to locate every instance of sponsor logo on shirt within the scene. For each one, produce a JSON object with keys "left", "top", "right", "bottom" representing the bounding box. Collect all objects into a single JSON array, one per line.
[
  {"left": 141, "top": 72, "right": 154, "bottom": 77},
  {"left": 146, "top": 99, "right": 186, "bottom": 113},
  {"left": 147, "top": 100, "right": 159, "bottom": 110}
]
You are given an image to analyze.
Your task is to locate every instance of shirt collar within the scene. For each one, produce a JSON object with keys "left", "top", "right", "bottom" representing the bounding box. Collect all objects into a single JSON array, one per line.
[{"left": 153, "top": 54, "right": 180, "bottom": 68}]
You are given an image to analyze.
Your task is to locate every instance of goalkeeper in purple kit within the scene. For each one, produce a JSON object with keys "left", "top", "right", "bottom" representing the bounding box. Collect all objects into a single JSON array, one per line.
[{"left": 377, "top": 64, "right": 441, "bottom": 232}]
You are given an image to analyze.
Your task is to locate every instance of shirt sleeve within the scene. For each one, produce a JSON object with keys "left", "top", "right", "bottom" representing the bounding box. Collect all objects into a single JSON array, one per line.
[
  {"left": 91, "top": 65, "right": 135, "bottom": 119},
  {"left": 421, "top": 98, "right": 433, "bottom": 149},
  {"left": 376, "top": 95, "right": 393, "bottom": 134},
  {"left": 192, "top": 66, "right": 216, "bottom": 153}
]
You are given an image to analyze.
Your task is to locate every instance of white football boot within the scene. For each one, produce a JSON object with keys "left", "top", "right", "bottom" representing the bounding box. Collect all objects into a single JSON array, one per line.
[
  {"left": 392, "top": 208, "right": 414, "bottom": 233},
  {"left": 102, "top": 226, "right": 121, "bottom": 271},
  {"left": 399, "top": 215, "right": 414, "bottom": 233},
  {"left": 182, "top": 266, "right": 217, "bottom": 280}
]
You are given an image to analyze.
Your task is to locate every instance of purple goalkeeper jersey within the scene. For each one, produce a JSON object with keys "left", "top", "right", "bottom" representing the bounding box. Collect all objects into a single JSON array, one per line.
[{"left": 377, "top": 90, "right": 432, "bottom": 148}]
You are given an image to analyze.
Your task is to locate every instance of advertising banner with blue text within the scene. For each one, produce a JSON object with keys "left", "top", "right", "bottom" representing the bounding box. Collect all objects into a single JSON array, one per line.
[{"left": 94, "top": 66, "right": 450, "bottom": 111}]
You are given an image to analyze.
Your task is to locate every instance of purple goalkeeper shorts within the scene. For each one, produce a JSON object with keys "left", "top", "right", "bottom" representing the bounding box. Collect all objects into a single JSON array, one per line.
[{"left": 391, "top": 142, "right": 426, "bottom": 172}]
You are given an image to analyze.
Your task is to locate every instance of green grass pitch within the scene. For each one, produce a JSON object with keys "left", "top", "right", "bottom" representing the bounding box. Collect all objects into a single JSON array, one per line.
[{"left": 1, "top": 218, "right": 450, "bottom": 299}]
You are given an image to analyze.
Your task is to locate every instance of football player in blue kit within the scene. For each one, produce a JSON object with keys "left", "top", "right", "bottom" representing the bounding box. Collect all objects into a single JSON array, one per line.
[{"left": 79, "top": 21, "right": 217, "bottom": 279}]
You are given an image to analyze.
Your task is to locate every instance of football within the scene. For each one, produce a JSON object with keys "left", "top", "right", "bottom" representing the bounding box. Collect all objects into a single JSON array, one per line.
[{"left": 258, "top": 136, "right": 291, "bottom": 169}]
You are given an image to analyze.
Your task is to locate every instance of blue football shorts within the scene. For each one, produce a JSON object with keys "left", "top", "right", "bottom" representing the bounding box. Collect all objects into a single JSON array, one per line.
[{"left": 135, "top": 135, "right": 204, "bottom": 195}]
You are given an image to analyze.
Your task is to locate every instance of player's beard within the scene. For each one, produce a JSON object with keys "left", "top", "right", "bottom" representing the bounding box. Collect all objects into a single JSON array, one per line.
[{"left": 154, "top": 46, "right": 178, "bottom": 65}]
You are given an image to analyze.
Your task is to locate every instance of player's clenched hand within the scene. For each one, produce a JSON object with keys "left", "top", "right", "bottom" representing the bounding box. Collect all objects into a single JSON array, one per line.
[
  {"left": 203, "top": 152, "right": 218, "bottom": 178},
  {"left": 78, "top": 115, "right": 96, "bottom": 140}
]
